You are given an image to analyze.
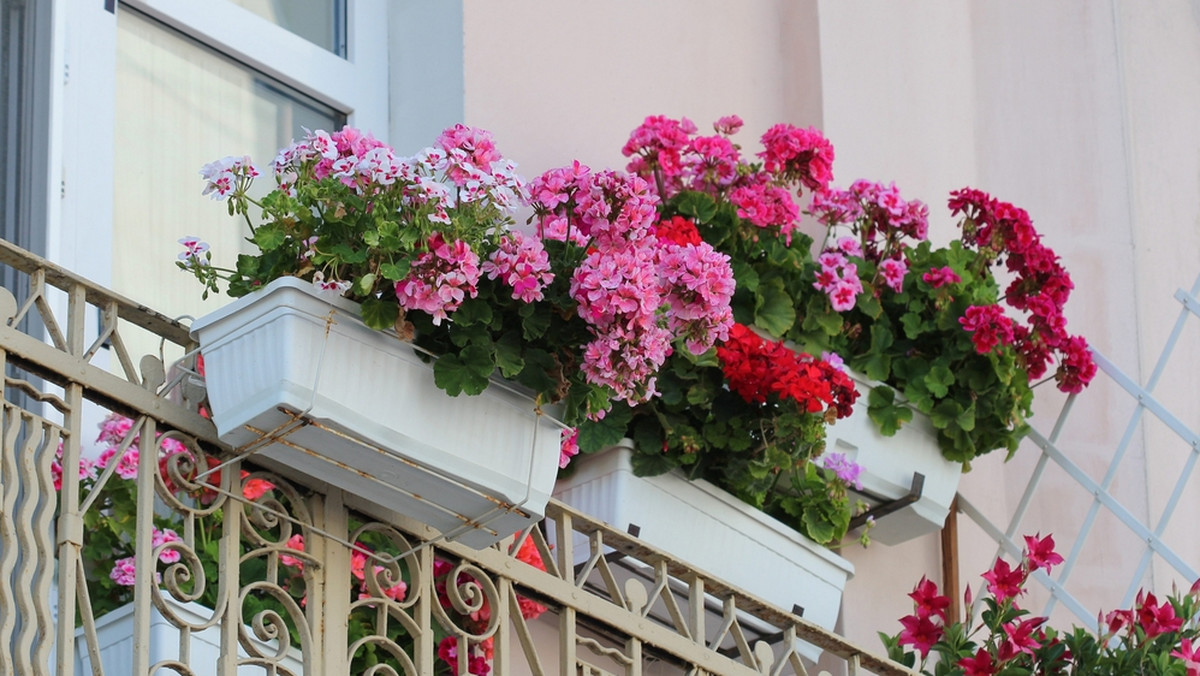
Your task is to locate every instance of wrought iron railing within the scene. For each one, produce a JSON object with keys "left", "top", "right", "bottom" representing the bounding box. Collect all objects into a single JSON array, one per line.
[{"left": 0, "top": 238, "right": 915, "bottom": 676}]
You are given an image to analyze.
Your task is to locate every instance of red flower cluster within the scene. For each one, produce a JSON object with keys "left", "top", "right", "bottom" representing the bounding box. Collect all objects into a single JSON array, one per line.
[
  {"left": 949, "top": 189, "right": 1097, "bottom": 393},
  {"left": 715, "top": 323, "right": 858, "bottom": 418},
  {"left": 653, "top": 215, "right": 703, "bottom": 247}
]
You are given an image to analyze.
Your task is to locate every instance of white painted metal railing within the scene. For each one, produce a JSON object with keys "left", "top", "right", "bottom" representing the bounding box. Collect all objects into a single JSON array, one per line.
[{"left": 0, "top": 238, "right": 915, "bottom": 676}]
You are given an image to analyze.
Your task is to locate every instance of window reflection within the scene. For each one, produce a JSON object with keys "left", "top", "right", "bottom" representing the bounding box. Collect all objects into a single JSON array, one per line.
[
  {"left": 114, "top": 9, "right": 343, "bottom": 338},
  {"left": 229, "top": 0, "right": 346, "bottom": 57}
]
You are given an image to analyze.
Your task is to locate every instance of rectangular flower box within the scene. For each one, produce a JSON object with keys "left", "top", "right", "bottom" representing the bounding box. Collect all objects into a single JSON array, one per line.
[
  {"left": 826, "top": 376, "right": 962, "bottom": 545},
  {"left": 554, "top": 443, "right": 854, "bottom": 662},
  {"left": 189, "top": 277, "right": 563, "bottom": 549},
  {"left": 74, "top": 599, "right": 303, "bottom": 674}
]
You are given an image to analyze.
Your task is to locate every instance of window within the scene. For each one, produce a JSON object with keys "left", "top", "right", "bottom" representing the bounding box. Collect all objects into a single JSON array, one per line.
[{"left": 52, "top": 0, "right": 388, "bottom": 358}]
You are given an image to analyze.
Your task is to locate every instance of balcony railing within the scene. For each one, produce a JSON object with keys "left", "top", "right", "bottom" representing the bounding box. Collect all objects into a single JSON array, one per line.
[{"left": 0, "top": 238, "right": 916, "bottom": 676}]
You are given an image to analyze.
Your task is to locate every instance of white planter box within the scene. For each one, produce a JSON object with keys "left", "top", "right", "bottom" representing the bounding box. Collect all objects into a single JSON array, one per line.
[
  {"left": 826, "top": 380, "right": 962, "bottom": 545},
  {"left": 74, "top": 599, "right": 303, "bottom": 675},
  {"left": 554, "top": 443, "right": 853, "bottom": 662},
  {"left": 190, "top": 277, "right": 562, "bottom": 549}
]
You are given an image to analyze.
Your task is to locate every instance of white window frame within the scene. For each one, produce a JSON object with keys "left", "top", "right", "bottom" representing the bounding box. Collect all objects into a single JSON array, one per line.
[{"left": 49, "top": 0, "right": 390, "bottom": 289}]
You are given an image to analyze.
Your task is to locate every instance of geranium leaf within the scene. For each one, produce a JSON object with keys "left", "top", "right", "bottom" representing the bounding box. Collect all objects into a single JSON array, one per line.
[
  {"left": 754, "top": 280, "right": 795, "bottom": 337},
  {"left": 432, "top": 346, "right": 493, "bottom": 396},
  {"left": 359, "top": 296, "right": 398, "bottom": 330},
  {"left": 494, "top": 331, "right": 524, "bottom": 378},
  {"left": 925, "top": 363, "right": 955, "bottom": 398},
  {"left": 802, "top": 294, "right": 843, "bottom": 336},
  {"left": 252, "top": 222, "right": 286, "bottom": 251},
  {"left": 514, "top": 348, "right": 557, "bottom": 394},
  {"left": 575, "top": 403, "right": 631, "bottom": 453},
  {"left": 518, "top": 301, "right": 552, "bottom": 340},
  {"left": 856, "top": 292, "right": 883, "bottom": 320},
  {"left": 674, "top": 190, "right": 718, "bottom": 223},
  {"left": 379, "top": 260, "right": 410, "bottom": 281},
  {"left": 867, "top": 385, "right": 913, "bottom": 436},
  {"left": 352, "top": 272, "right": 377, "bottom": 297},
  {"left": 454, "top": 298, "right": 493, "bottom": 327},
  {"left": 930, "top": 399, "right": 966, "bottom": 430},
  {"left": 731, "top": 260, "right": 759, "bottom": 292}
]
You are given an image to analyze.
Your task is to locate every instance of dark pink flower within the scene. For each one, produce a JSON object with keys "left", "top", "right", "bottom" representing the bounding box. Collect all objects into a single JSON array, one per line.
[
  {"left": 958, "top": 648, "right": 997, "bottom": 676},
  {"left": 922, "top": 266, "right": 961, "bottom": 289},
  {"left": 997, "top": 617, "right": 1045, "bottom": 660},
  {"left": 1023, "top": 533, "right": 1064, "bottom": 572},
  {"left": 897, "top": 614, "right": 943, "bottom": 658},
  {"left": 981, "top": 558, "right": 1026, "bottom": 603},
  {"left": 908, "top": 576, "right": 950, "bottom": 621},
  {"left": 1136, "top": 592, "right": 1183, "bottom": 638},
  {"left": 1172, "top": 637, "right": 1200, "bottom": 676}
]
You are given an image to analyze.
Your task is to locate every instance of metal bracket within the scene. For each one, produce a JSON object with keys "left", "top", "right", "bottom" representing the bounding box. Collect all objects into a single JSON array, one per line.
[{"left": 848, "top": 472, "right": 925, "bottom": 531}]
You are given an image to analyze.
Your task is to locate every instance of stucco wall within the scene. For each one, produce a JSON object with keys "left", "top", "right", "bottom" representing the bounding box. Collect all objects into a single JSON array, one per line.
[{"left": 452, "top": 0, "right": 1200, "bottom": 657}]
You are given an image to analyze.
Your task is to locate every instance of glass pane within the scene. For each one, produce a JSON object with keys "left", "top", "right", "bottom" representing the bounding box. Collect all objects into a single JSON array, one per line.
[
  {"left": 113, "top": 10, "right": 343, "bottom": 340},
  {"left": 229, "top": 0, "right": 345, "bottom": 57}
]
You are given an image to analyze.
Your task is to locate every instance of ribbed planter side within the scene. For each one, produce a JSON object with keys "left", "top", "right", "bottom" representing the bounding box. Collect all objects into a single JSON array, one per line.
[
  {"left": 554, "top": 443, "right": 854, "bottom": 662},
  {"left": 190, "top": 277, "right": 562, "bottom": 548},
  {"left": 827, "top": 374, "right": 963, "bottom": 545}
]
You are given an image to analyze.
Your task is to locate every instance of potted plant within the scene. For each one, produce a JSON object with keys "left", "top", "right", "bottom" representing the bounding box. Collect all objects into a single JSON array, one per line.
[
  {"left": 180, "top": 125, "right": 735, "bottom": 547},
  {"left": 561, "top": 114, "right": 1096, "bottom": 548},
  {"left": 66, "top": 412, "right": 548, "bottom": 676},
  {"left": 882, "top": 533, "right": 1200, "bottom": 675}
]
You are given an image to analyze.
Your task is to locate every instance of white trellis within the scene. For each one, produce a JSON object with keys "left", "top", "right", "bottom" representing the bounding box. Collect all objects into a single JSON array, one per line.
[{"left": 958, "top": 272, "right": 1200, "bottom": 629}]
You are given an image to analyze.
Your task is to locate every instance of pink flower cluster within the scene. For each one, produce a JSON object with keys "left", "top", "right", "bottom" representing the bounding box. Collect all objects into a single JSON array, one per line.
[
  {"left": 811, "top": 179, "right": 930, "bottom": 260},
  {"left": 531, "top": 165, "right": 734, "bottom": 405},
  {"left": 623, "top": 114, "right": 835, "bottom": 244},
  {"left": 807, "top": 180, "right": 928, "bottom": 310},
  {"left": 269, "top": 126, "right": 526, "bottom": 221},
  {"left": 949, "top": 189, "right": 1097, "bottom": 393},
  {"left": 813, "top": 249, "right": 864, "bottom": 312},
  {"left": 394, "top": 234, "right": 482, "bottom": 325},
  {"left": 481, "top": 230, "right": 554, "bottom": 303},
  {"left": 655, "top": 224, "right": 736, "bottom": 354},
  {"left": 759, "top": 123, "right": 836, "bottom": 192}
]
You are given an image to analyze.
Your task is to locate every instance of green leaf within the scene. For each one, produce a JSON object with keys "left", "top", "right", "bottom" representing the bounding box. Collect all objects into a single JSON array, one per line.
[
  {"left": 352, "top": 272, "right": 377, "bottom": 297},
  {"left": 432, "top": 345, "right": 494, "bottom": 396},
  {"left": 730, "top": 260, "right": 759, "bottom": 293},
  {"left": 801, "top": 293, "right": 843, "bottom": 336},
  {"left": 514, "top": 349, "right": 558, "bottom": 394},
  {"left": 359, "top": 296, "right": 399, "bottom": 330},
  {"left": 235, "top": 254, "right": 261, "bottom": 277},
  {"left": 454, "top": 299, "right": 493, "bottom": 327},
  {"left": 379, "top": 260, "right": 411, "bottom": 281},
  {"left": 856, "top": 292, "right": 883, "bottom": 320},
  {"left": 754, "top": 279, "right": 796, "bottom": 337},
  {"left": 899, "top": 311, "right": 925, "bottom": 339},
  {"left": 494, "top": 331, "right": 524, "bottom": 378},
  {"left": 925, "top": 363, "right": 955, "bottom": 399},
  {"left": 575, "top": 403, "right": 632, "bottom": 453},
  {"left": 252, "top": 222, "right": 286, "bottom": 251},
  {"left": 677, "top": 345, "right": 719, "bottom": 368},
  {"left": 929, "top": 399, "right": 976, "bottom": 431},
  {"left": 867, "top": 385, "right": 913, "bottom": 436},
  {"left": 518, "top": 302, "right": 552, "bottom": 340},
  {"left": 674, "top": 191, "right": 718, "bottom": 223}
]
